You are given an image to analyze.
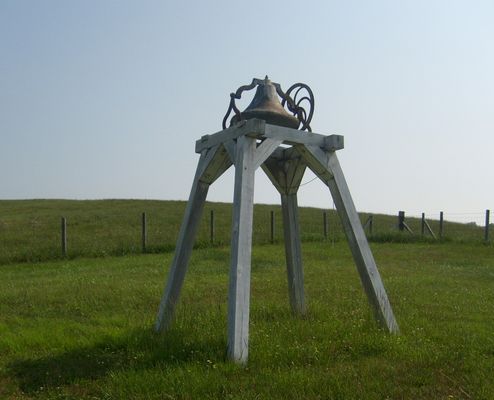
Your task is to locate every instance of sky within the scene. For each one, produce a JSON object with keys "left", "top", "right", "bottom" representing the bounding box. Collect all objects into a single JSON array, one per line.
[{"left": 1, "top": 0, "right": 493, "bottom": 224}]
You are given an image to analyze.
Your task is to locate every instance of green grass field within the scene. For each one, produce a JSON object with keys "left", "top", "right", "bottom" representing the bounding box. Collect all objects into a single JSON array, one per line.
[
  {"left": 0, "top": 200, "right": 489, "bottom": 265},
  {"left": 1, "top": 240, "right": 493, "bottom": 399}
]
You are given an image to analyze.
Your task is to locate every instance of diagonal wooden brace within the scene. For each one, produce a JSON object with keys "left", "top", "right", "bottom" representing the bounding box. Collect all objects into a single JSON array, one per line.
[
  {"left": 299, "top": 145, "right": 399, "bottom": 333},
  {"left": 155, "top": 145, "right": 231, "bottom": 332}
]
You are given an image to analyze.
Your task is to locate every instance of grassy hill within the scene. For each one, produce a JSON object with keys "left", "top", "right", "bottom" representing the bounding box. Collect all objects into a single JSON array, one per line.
[{"left": 0, "top": 199, "right": 489, "bottom": 264}]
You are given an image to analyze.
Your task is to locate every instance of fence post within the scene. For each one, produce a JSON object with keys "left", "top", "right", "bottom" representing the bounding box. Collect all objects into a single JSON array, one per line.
[
  {"left": 210, "top": 209, "right": 215, "bottom": 244},
  {"left": 485, "top": 209, "right": 490, "bottom": 242},
  {"left": 270, "top": 210, "right": 275, "bottom": 244},
  {"left": 323, "top": 211, "right": 328, "bottom": 240},
  {"left": 369, "top": 215, "right": 373, "bottom": 236},
  {"left": 439, "top": 211, "right": 444, "bottom": 239},
  {"left": 141, "top": 212, "right": 147, "bottom": 253},
  {"left": 61, "top": 217, "right": 67, "bottom": 257},
  {"left": 421, "top": 213, "right": 425, "bottom": 236},
  {"left": 398, "top": 211, "right": 405, "bottom": 231}
]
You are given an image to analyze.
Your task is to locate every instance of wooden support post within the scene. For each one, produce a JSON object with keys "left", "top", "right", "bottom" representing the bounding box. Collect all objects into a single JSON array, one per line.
[
  {"left": 262, "top": 150, "right": 307, "bottom": 316},
  {"left": 485, "top": 209, "right": 490, "bottom": 242},
  {"left": 141, "top": 212, "right": 147, "bottom": 253},
  {"left": 210, "top": 209, "right": 215, "bottom": 244},
  {"left": 155, "top": 152, "right": 212, "bottom": 332},
  {"left": 227, "top": 135, "right": 256, "bottom": 364},
  {"left": 398, "top": 211, "right": 405, "bottom": 232},
  {"left": 300, "top": 146, "right": 399, "bottom": 334},
  {"left": 421, "top": 213, "right": 425, "bottom": 236},
  {"left": 281, "top": 193, "right": 306, "bottom": 315},
  {"left": 61, "top": 217, "right": 67, "bottom": 257},
  {"left": 323, "top": 211, "right": 328, "bottom": 240},
  {"left": 270, "top": 210, "right": 275, "bottom": 243},
  {"left": 396, "top": 210, "right": 413, "bottom": 234},
  {"left": 439, "top": 211, "right": 444, "bottom": 239}
]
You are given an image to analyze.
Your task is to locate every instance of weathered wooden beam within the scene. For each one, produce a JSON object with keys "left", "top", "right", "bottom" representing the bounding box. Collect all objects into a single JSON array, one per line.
[
  {"left": 285, "top": 156, "right": 306, "bottom": 195},
  {"left": 155, "top": 150, "right": 212, "bottom": 333},
  {"left": 295, "top": 145, "right": 333, "bottom": 184},
  {"left": 227, "top": 135, "right": 257, "bottom": 364},
  {"left": 260, "top": 154, "right": 306, "bottom": 315},
  {"left": 199, "top": 144, "right": 233, "bottom": 185},
  {"left": 264, "top": 124, "right": 344, "bottom": 151},
  {"left": 223, "top": 140, "right": 236, "bottom": 164},
  {"left": 196, "top": 119, "right": 344, "bottom": 154},
  {"left": 261, "top": 149, "right": 306, "bottom": 195},
  {"left": 281, "top": 193, "right": 306, "bottom": 315},
  {"left": 253, "top": 139, "right": 283, "bottom": 169},
  {"left": 301, "top": 146, "right": 399, "bottom": 334},
  {"left": 195, "top": 119, "right": 264, "bottom": 153},
  {"left": 261, "top": 157, "right": 285, "bottom": 194}
]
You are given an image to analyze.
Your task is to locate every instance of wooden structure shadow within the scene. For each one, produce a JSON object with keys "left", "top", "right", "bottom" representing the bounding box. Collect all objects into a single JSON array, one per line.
[{"left": 155, "top": 118, "right": 399, "bottom": 364}]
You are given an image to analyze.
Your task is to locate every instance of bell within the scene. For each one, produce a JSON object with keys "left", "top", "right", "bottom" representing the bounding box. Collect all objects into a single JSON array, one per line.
[{"left": 231, "top": 76, "right": 300, "bottom": 129}]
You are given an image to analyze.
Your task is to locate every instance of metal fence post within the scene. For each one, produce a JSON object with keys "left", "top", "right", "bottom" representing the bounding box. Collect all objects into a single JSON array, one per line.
[{"left": 421, "top": 213, "right": 425, "bottom": 236}]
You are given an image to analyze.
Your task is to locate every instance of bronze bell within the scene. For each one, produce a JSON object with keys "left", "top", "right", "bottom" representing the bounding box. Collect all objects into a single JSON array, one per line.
[{"left": 230, "top": 76, "right": 300, "bottom": 129}]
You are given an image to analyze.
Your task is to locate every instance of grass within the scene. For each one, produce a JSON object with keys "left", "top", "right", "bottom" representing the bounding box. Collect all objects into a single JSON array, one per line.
[
  {"left": 0, "top": 199, "right": 490, "bottom": 264},
  {"left": 1, "top": 241, "right": 493, "bottom": 399}
]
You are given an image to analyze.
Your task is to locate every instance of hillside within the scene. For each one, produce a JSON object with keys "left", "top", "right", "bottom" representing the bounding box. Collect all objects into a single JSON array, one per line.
[{"left": 0, "top": 199, "right": 488, "bottom": 264}]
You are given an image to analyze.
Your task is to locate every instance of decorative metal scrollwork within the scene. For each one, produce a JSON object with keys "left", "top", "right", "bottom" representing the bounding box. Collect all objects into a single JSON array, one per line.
[
  {"left": 280, "top": 83, "right": 314, "bottom": 132},
  {"left": 222, "top": 77, "right": 315, "bottom": 132},
  {"left": 222, "top": 78, "right": 262, "bottom": 130}
]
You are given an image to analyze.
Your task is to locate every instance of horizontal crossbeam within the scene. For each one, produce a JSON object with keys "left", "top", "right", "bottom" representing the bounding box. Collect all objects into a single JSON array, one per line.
[{"left": 195, "top": 119, "right": 344, "bottom": 154}]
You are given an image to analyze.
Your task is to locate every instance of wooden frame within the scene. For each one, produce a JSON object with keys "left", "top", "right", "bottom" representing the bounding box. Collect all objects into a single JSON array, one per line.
[{"left": 156, "top": 119, "right": 399, "bottom": 364}]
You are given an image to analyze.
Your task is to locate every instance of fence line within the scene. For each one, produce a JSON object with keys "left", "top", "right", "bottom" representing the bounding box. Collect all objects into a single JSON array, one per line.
[
  {"left": 0, "top": 207, "right": 491, "bottom": 264},
  {"left": 399, "top": 209, "right": 491, "bottom": 243}
]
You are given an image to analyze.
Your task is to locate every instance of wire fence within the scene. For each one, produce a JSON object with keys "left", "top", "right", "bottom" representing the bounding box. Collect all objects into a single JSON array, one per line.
[{"left": 0, "top": 205, "right": 491, "bottom": 265}]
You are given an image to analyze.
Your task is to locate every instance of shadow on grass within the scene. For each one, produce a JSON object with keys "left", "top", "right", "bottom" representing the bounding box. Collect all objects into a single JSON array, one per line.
[{"left": 8, "top": 326, "right": 226, "bottom": 393}]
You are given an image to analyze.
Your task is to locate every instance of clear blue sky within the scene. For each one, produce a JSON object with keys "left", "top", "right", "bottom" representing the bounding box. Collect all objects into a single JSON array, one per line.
[{"left": 1, "top": 0, "right": 493, "bottom": 224}]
